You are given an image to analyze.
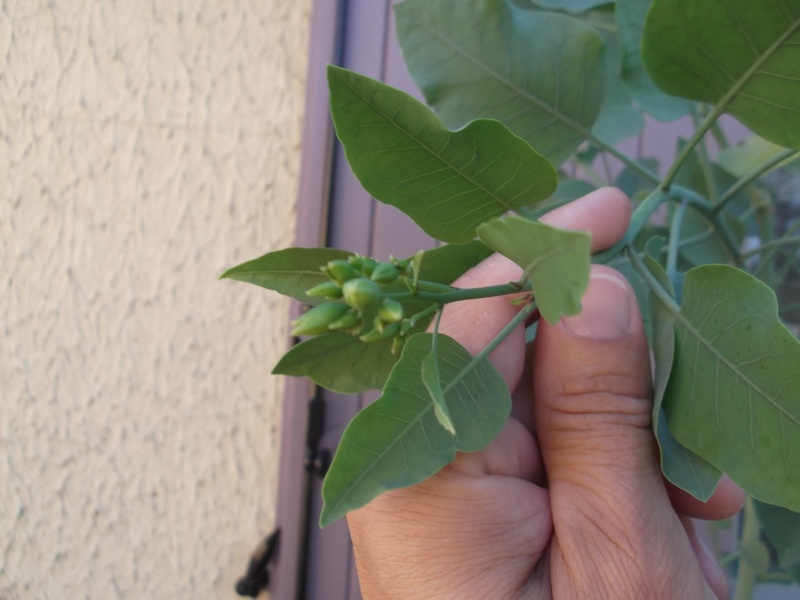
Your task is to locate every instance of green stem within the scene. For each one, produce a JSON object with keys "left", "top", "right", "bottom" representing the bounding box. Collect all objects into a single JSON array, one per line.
[
  {"left": 662, "top": 105, "right": 726, "bottom": 191},
  {"left": 387, "top": 281, "right": 528, "bottom": 304},
  {"left": 444, "top": 300, "right": 536, "bottom": 393},
  {"left": 408, "top": 303, "right": 442, "bottom": 329},
  {"left": 691, "top": 107, "right": 718, "bottom": 202},
  {"left": 666, "top": 200, "right": 689, "bottom": 282},
  {"left": 734, "top": 496, "right": 760, "bottom": 600},
  {"left": 755, "top": 219, "right": 800, "bottom": 278},
  {"left": 593, "top": 189, "right": 669, "bottom": 264},
  {"left": 627, "top": 245, "right": 681, "bottom": 315},
  {"left": 740, "top": 236, "right": 800, "bottom": 260},
  {"left": 588, "top": 133, "right": 660, "bottom": 184},
  {"left": 780, "top": 301, "right": 800, "bottom": 316},
  {"left": 714, "top": 149, "right": 800, "bottom": 215}
]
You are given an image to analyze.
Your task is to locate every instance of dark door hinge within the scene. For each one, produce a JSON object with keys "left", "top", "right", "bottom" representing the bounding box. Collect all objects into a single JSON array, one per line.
[
  {"left": 235, "top": 528, "right": 280, "bottom": 598},
  {"left": 304, "top": 390, "right": 330, "bottom": 477}
]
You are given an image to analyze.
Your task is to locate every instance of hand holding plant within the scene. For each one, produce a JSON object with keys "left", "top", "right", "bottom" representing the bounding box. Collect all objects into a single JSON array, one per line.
[
  {"left": 348, "top": 189, "right": 744, "bottom": 600},
  {"left": 223, "top": 0, "right": 800, "bottom": 594}
]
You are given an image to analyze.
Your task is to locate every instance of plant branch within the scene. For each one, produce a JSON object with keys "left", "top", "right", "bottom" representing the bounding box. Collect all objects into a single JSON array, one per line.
[
  {"left": 714, "top": 149, "right": 800, "bottom": 215},
  {"left": 666, "top": 200, "right": 689, "bottom": 282},
  {"left": 626, "top": 245, "right": 681, "bottom": 315},
  {"left": 690, "top": 106, "right": 718, "bottom": 202},
  {"left": 733, "top": 496, "right": 760, "bottom": 600},
  {"left": 661, "top": 105, "right": 727, "bottom": 191},
  {"left": 740, "top": 236, "right": 800, "bottom": 260},
  {"left": 387, "top": 281, "right": 528, "bottom": 304},
  {"left": 443, "top": 299, "right": 536, "bottom": 393}
]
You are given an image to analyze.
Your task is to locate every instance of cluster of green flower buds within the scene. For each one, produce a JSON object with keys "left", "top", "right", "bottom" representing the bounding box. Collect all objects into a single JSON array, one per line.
[{"left": 290, "top": 255, "right": 413, "bottom": 352}]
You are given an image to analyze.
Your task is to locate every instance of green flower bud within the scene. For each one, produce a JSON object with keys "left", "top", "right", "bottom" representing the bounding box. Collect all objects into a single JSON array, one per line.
[
  {"left": 290, "top": 302, "right": 349, "bottom": 336},
  {"left": 390, "top": 256, "right": 410, "bottom": 274},
  {"left": 391, "top": 335, "right": 406, "bottom": 355},
  {"left": 377, "top": 298, "right": 403, "bottom": 323},
  {"left": 370, "top": 262, "right": 400, "bottom": 284},
  {"left": 325, "top": 260, "right": 358, "bottom": 285},
  {"left": 328, "top": 311, "right": 363, "bottom": 332},
  {"left": 342, "top": 277, "right": 381, "bottom": 310},
  {"left": 359, "top": 320, "right": 401, "bottom": 343},
  {"left": 360, "top": 257, "right": 378, "bottom": 277},
  {"left": 348, "top": 255, "right": 365, "bottom": 271},
  {"left": 305, "top": 281, "right": 343, "bottom": 299}
]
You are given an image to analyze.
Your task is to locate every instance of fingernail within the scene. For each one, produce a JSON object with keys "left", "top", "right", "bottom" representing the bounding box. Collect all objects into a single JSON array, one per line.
[{"left": 562, "top": 271, "right": 632, "bottom": 339}]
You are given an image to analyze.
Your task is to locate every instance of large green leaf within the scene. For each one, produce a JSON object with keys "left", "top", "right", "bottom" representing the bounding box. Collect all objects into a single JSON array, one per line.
[
  {"left": 644, "top": 240, "right": 722, "bottom": 501},
  {"left": 394, "top": 0, "right": 607, "bottom": 165},
  {"left": 642, "top": 0, "right": 800, "bottom": 149},
  {"left": 755, "top": 500, "right": 800, "bottom": 583},
  {"left": 555, "top": 4, "right": 645, "bottom": 144},
  {"left": 477, "top": 217, "right": 591, "bottom": 324},
  {"left": 664, "top": 265, "right": 800, "bottom": 512},
  {"left": 615, "top": 0, "right": 690, "bottom": 121},
  {"left": 320, "top": 333, "right": 511, "bottom": 525},
  {"left": 220, "top": 247, "right": 352, "bottom": 305},
  {"left": 328, "top": 65, "right": 557, "bottom": 244}
]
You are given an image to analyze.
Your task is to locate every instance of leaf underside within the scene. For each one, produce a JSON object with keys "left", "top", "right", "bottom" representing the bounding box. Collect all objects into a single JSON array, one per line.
[
  {"left": 664, "top": 265, "right": 800, "bottom": 512},
  {"left": 477, "top": 217, "right": 591, "bottom": 324},
  {"left": 220, "top": 247, "right": 352, "bottom": 305},
  {"left": 645, "top": 240, "right": 721, "bottom": 501},
  {"left": 395, "top": 0, "right": 607, "bottom": 165},
  {"left": 320, "top": 332, "right": 511, "bottom": 526}
]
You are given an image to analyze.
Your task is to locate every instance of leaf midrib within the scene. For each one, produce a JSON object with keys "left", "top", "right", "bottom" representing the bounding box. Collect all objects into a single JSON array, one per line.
[
  {"left": 324, "top": 341, "right": 483, "bottom": 519},
  {"left": 668, "top": 301, "right": 800, "bottom": 429},
  {"left": 412, "top": 18, "right": 595, "bottom": 142},
  {"left": 333, "top": 69, "right": 520, "bottom": 218},
  {"left": 714, "top": 13, "right": 800, "bottom": 114}
]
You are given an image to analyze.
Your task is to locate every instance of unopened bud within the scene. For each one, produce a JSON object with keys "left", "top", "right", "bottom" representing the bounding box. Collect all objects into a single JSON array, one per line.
[
  {"left": 305, "top": 281, "right": 343, "bottom": 299},
  {"left": 342, "top": 277, "right": 381, "bottom": 310},
  {"left": 359, "top": 320, "right": 401, "bottom": 343},
  {"left": 377, "top": 298, "right": 403, "bottom": 323},
  {"left": 370, "top": 262, "right": 400, "bottom": 284},
  {"left": 325, "top": 260, "right": 358, "bottom": 285},
  {"left": 290, "top": 302, "right": 350, "bottom": 336}
]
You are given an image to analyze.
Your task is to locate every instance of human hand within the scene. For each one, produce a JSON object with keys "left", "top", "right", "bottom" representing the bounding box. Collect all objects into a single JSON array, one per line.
[{"left": 346, "top": 188, "right": 745, "bottom": 599}]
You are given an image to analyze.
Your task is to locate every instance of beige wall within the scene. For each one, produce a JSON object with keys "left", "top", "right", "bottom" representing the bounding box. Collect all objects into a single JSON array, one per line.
[{"left": 1, "top": 1, "right": 311, "bottom": 598}]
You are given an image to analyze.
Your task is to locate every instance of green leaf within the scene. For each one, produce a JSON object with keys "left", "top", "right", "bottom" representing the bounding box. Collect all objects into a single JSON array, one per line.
[
  {"left": 328, "top": 65, "right": 558, "bottom": 244},
  {"left": 560, "top": 4, "right": 646, "bottom": 144},
  {"left": 320, "top": 333, "right": 511, "bottom": 526},
  {"left": 642, "top": 0, "right": 800, "bottom": 149},
  {"left": 477, "top": 217, "right": 591, "bottom": 323},
  {"left": 755, "top": 500, "right": 800, "bottom": 582},
  {"left": 663, "top": 265, "right": 800, "bottom": 512},
  {"left": 717, "top": 135, "right": 800, "bottom": 178},
  {"left": 421, "top": 350, "right": 456, "bottom": 434},
  {"left": 415, "top": 240, "right": 494, "bottom": 287},
  {"left": 273, "top": 332, "right": 405, "bottom": 394},
  {"left": 615, "top": 0, "right": 691, "bottom": 121},
  {"left": 644, "top": 239, "right": 722, "bottom": 501},
  {"left": 394, "top": 0, "right": 607, "bottom": 165},
  {"left": 220, "top": 247, "right": 352, "bottom": 305}
]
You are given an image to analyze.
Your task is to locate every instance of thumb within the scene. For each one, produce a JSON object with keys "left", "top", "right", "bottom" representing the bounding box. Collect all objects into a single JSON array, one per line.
[
  {"left": 532, "top": 265, "right": 719, "bottom": 597},
  {"left": 532, "top": 264, "right": 662, "bottom": 515}
]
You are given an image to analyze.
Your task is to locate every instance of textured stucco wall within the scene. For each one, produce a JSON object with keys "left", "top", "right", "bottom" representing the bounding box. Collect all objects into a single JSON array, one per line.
[{"left": 1, "top": 1, "right": 311, "bottom": 598}]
